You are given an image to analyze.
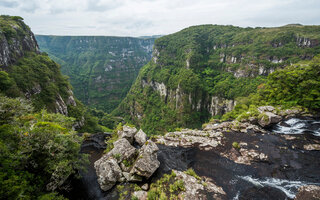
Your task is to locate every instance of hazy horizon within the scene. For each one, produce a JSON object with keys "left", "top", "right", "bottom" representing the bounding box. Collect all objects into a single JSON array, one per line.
[{"left": 1, "top": 0, "right": 320, "bottom": 37}]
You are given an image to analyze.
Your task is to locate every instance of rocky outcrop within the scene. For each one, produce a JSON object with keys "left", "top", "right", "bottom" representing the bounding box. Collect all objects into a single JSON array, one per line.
[
  {"left": 0, "top": 16, "right": 39, "bottom": 68},
  {"left": 209, "top": 96, "right": 236, "bottom": 116},
  {"left": 55, "top": 94, "right": 68, "bottom": 115},
  {"left": 257, "top": 106, "right": 282, "bottom": 127},
  {"left": 94, "top": 126, "right": 160, "bottom": 191},
  {"left": 25, "top": 84, "right": 42, "bottom": 99},
  {"left": 203, "top": 121, "right": 266, "bottom": 133},
  {"left": 156, "top": 129, "right": 223, "bottom": 151},
  {"left": 141, "top": 79, "right": 236, "bottom": 117},
  {"left": 296, "top": 37, "right": 319, "bottom": 48},
  {"left": 117, "top": 125, "right": 137, "bottom": 143},
  {"left": 174, "top": 170, "right": 226, "bottom": 200},
  {"left": 295, "top": 185, "right": 320, "bottom": 200}
]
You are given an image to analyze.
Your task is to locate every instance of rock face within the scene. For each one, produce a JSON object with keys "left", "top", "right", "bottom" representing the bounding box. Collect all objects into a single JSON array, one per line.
[
  {"left": 295, "top": 185, "right": 320, "bottom": 200},
  {"left": 0, "top": 16, "right": 83, "bottom": 128},
  {"left": 94, "top": 126, "right": 160, "bottom": 191},
  {"left": 0, "top": 16, "right": 39, "bottom": 68}
]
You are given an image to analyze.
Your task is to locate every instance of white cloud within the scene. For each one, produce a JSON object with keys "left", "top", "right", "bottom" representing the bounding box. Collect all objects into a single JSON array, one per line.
[{"left": 0, "top": 0, "right": 319, "bottom": 36}]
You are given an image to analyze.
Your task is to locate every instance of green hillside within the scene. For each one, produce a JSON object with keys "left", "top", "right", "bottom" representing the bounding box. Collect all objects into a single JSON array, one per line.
[
  {"left": 36, "top": 35, "right": 155, "bottom": 113},
  {"left": 114, "top": 24, "right": 320, "bottom": 134},
  {"left": 0, "top": 15, "right": 92, "bottom": 200}
]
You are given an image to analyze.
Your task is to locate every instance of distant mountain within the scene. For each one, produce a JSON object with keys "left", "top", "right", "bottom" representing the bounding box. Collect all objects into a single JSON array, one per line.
[{"left": 36, "top": 35, "right": 156, "bottom": 113}]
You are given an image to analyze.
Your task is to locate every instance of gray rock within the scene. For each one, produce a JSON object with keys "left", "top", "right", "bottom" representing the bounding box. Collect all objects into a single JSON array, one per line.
[
  {"left": 118, "top": 125, "right": 137, "bottom": 143},
  {"left": 295, "top": 185, "right": 320, "bottom": 200},
  {"left": 174, "top": 170, "right": 226, "bottom": 200},
  {"left": 55, "top": 94, "right": 68, "bottom": 115},
  {"left": 132, "top": 191, "right": 148, "bottom": 200},
  {"left": 258, "top": 106, "right": 275, "bottom": 113},
  {"left": 131, "top": 140, "right": 160, "bottom": 178},
  {"left": 0, "top": 19, "right": 39, "bottom": 68},
  {"left": 303, "top": 144, "right": 320, "bottom": 151},
  {"left": 141, "top": 183, "right": 149, "bottom": 191},
  {"left": 134, "top": 129, "right": 147, "bottom": 146},
  {"left": 94, "top": 158, "right": 123, "bottom": 191},
  {"left": 156, "top": 129, "right": 223, "bottom": 151},
  {"left": 122, "top": 172, "right": 143, "bottom": 182},
  {"left": 111, "top": 138, "right": 137, "bottom": 163},
  {"left": 258, "top": 112, "right": 282, "bottom": 127}
]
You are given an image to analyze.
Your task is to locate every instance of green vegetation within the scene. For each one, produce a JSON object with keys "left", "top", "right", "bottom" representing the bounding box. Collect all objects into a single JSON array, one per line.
[
  {"left": 0, "top": 15, "right": 103, "bottom": 133},
  {"left": 232, "top": 142, "right": 240, "bottom": 149},
  {"left": 222, "top": 55, "right": 320, "bottom": 121},
  {"left": 9, "top": 52, "right": 70, "bottom": 111},
  {"left": 0, "top": 96, "right": 88, "bottom": 199},
  {"left": 184, "top": 168, "right": 201, "bottom": 181},
  {"left": 147, "top": 171, "right": 185, "bottom": 200},
  {"left": 115, "top": 24, "right": 320, "bottom": 134},
  {"left": 0, "top": 15, "right": 32, "bottom": 44},
  {"left": 36, "top": 35, "right": 156, "bottom": 113}
]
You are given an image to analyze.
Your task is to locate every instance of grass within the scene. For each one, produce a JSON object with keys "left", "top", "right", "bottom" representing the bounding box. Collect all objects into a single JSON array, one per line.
[
  {"left": 184, "top": 168, "right": 201, "bottom": 181},
  {"left": 147, "top": 170, "right": 185, "bottom": 200}
]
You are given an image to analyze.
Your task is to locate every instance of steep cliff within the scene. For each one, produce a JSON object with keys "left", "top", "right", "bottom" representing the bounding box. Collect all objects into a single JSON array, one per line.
[
  {"left": 0, "top": 15, "right": 97, "bottom": 131},
  {"left": 114, "top": 24, "right": 320, "bottom": 134},
  {"left": 36, "top": 35, "right": 155, "bottom": 112}
]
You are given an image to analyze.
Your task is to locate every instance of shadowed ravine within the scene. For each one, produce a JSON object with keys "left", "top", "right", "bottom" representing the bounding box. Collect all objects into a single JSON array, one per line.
[{"left": 68, "top": 117, "right": 320, "bottom": 200}]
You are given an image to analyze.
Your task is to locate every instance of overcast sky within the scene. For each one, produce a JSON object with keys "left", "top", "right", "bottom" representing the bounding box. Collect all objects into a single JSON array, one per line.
[{"left": 1, "top": 0, "right": 320, "bottom": 36}]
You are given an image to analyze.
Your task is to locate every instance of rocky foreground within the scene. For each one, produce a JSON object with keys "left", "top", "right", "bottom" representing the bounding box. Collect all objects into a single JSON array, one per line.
[
  {"left": 77, "top": 106, "right": 320, "bottom": 200},
  {"left": 94, "top": 126, "right": 160, "bottom": 191}
]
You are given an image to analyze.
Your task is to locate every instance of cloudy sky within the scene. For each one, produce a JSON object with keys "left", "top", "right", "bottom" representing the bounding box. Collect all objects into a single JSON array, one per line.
[{"left": 1, "top": 0, "right": 320, "bottom": 36}]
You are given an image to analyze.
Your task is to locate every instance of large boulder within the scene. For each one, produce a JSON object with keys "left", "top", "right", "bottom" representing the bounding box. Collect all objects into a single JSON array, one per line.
[
  {"left": 94, "top": 158, "right": 123, "bottom": 191},
  {"left": 131, "top": 140, "right": 160, "bottom": 178},
  {"left": 134, "top": 129, "right": 147, "bottom": 146},
  {"left": 258, "top": 111, "right": 282, "bottom": 127},
  {"left": 111, "top": 138, "right": 137, "bottom": 163},
  {"left": 295, "top": 185, "right": 320, "bottom": 200},
  {"left": 118, "top": 125, "right": 137, "bottom": 143}
]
